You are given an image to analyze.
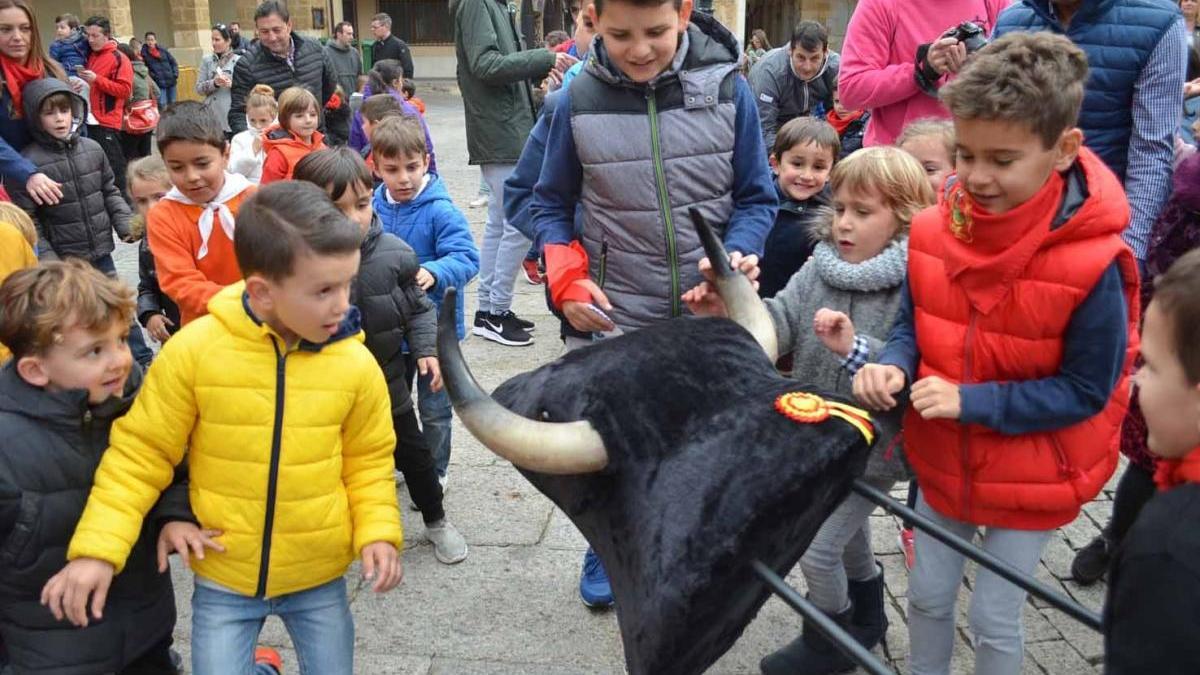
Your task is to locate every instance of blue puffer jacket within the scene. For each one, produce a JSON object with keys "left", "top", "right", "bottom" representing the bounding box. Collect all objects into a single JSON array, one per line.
[
  {"left": 141, "top": 45, "right": 179, "bottom": 89},
  {"left": 49, "top": 31, "right": 88, "bottom": 71},
  {"left": 372, "top": 174, "right": 480, "bottom": 340},
  {"left": 994, "top": 0, "right": 1180, "bottom": 181}
]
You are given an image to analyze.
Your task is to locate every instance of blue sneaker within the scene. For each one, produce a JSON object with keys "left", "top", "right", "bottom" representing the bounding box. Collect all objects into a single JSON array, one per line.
[{"left": 579, "top": 547, "right": 615, "bottom": 608}]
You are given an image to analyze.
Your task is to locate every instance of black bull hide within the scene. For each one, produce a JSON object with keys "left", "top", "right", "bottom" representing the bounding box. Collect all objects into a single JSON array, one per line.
[{"left": 447, "top": 307, "right": 873, "bottom": 674}]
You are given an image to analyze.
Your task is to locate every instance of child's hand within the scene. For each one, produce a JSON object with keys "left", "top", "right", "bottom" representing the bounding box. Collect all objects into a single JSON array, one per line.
[
  {"left": 156, "top": 521, "right": 225, "bottom": 572},
  {"left": 146, "top": 314, "right": 175, "bottom": 343},
  {"left": 853, "top": 364, "right": 907, "bottom": 410},
  {"left": 415, "top": 267, "right": 436, "bottom": 290},
  {"left": 911, "top": 376, "right": 961, "bottom": 420},
  {"left": 252, "top": 135, "right": 263, "bottom": 154},
  {"left": 417, "top": 356, "right": 442, "bottom": 392},
  {"left": 40, "top": 558, "right": 114, "bottom": 627},
  {"left": 813, "top": 308, "right": 855, "bottom": 358},
  {"left": 360, "top": 541, "right": 403, "bottom": 593},
  {"left": 726, "top": 252, "right": 761, "bottom": 284},
  {"left": 562, "top": 280, "right": 616, "bottom": 333},
  {"left": 682, "top": 281, "right": 728, "bottom": 317}
]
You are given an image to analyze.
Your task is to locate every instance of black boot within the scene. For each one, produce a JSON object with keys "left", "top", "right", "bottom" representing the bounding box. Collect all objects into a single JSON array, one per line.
[
  {"left": 760, "top": 607, "right": 856, "bottom": 675},
  {"left": 847, "top": 563, "right": 888, "bottom": 650},
  {"left": 1070, "top": 531, "right": 1112, "bottom": 585}
]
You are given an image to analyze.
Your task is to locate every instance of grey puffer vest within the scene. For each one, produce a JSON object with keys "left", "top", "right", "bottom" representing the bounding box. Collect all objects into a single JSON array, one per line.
[{"left": 570, "top": 14, "right": 740, "bottom": 331}]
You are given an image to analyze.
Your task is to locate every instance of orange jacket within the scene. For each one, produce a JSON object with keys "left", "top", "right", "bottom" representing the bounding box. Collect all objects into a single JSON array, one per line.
[
  {"left": 260, "top": 126, "right": 326, "bottom": 184},
  {"left": 904, "top": 149, "right": 1139, "bottom": 530},
  {"left": 146, "top": 186, "right": 254, "bottom": 325}
]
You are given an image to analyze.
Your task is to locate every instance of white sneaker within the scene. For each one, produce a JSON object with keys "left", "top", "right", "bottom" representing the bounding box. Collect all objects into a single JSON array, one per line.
[
  {"left": 425, "top": 519, "right": 468, "bottom": 564},
  {"left": 469, "top": 195, "right": 489, "bottom": 208}
]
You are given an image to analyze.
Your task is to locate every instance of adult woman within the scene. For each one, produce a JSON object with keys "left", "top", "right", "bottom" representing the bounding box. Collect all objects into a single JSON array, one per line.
[
  {"left": 0, "top": 0, "right": 65, "bottom": 205},
  {"left": 118, "top": 42, "right": 157, "bottom": 162},
  {"left": 1184, "top": 0, "right": 1200, "bottom": 45},
  {"left": 745, "top": 29, "right": 770, "bottom": 69},
  {"left": 196, "top": 24, "right": 240, "bottom": 137}
]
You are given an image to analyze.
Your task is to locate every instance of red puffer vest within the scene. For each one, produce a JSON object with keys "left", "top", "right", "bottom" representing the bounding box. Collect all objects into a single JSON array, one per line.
[{"left": 905, "top": 148, "right": 1140, "bottom": 530}]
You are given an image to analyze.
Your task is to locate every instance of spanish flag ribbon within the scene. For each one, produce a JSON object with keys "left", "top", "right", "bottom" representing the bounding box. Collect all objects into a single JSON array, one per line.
[{"left": 775, "top": 392, "right": 876, "bottom": 446}]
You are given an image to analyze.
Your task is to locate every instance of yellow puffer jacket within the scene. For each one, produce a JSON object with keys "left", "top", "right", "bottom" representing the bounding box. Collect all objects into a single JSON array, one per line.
[{"left": 68, "top": 282, "right": 402, "bottom": 598}]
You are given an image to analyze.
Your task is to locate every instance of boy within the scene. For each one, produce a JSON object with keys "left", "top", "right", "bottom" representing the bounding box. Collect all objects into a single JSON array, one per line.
[
  {"left": 42, "top": 182, "right": 403, "bottom": 674},
  {"left": 359, "top": 93, "right": 406, "bottom": 180},
  {"left": 529, "top": 0, "right": 776, "bottom": 607},
  {"left": 400, "top": 79, "right": 425, "bottom": 115},
  {"left": 0, "top": 261, "right": 191, "bottom": 673},
  {"left": 50, "top": 13, "right": 90, "bottom": 106},
  {"left": 1104, "top": 249, "right": 1200, "bottom": 674},
  {"left": 826, "top": 83, "right": 869, "bottom": 158},
  {"left": 148, "top": 101, "right": 255, "bottom": 326},
  {"left": 758, "top": 116, "right": 838, "bottom": 299},
  {"left": 372, "top": 116, "right": 479, "bottom": 489},
  {"left": 854, "top": 33, "right": 1138, "bottom": 674}
]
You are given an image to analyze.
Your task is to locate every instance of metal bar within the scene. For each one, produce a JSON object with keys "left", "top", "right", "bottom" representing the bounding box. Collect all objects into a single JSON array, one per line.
[
  {"left": 851, "top": 480, "right": 1103, "bottom": 631},
  {"left": 751, "top": 559, "right": 894, "bottom": 675}
]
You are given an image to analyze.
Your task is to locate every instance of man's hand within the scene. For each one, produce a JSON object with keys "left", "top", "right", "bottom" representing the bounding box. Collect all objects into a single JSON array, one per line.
[
  {"left": 146, "top": 314, "right": 175, "bottom": 343},
  {"left": 813, "top": 308, "right": 855, "bottom": 358},
  {"left": 925, "top": 35, "right": 968, "bottom": 75},
  {"left": 360, "top": 541, "right": 403, "bottom": 593},
  {"left": 910, "top": 376, "right": 961, "bottom": 420},
  {"left": 78, "top": 69, "right": 97, "bottom": 84},
  {"left": 26, "top": 173, "right": 63, "bottom": 206},
  {"left": 562, "top": 279, "right": 616, "bottom": 333},
  {"left": 553, "top": 52, "right": 578, "bottom": 74},
  {"left": 415, "top": 267, "right": 436, "bottom": 290},
  {"left": 156, "top": 521, "right": 225, "bottom": 572},
  {"left": 417, "top": 356, "right": 442, "bottom": 392},
  {"left": 853, "top": 364, "right": 907, "bottom": 410},
  {"left": 40, "top": 558, "right": 115, "bottom": 627}
]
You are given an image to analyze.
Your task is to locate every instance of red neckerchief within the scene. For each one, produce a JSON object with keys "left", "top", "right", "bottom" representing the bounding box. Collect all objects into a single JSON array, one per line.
[
  {"left": 826, "top": 108, "right": 864, "bottom": 136},
  {"left": 147, "top": 45, "right": 162, "bottom": 60},
  {"left": 1154, "top": 446, "right": 1200, "bottom": 491},
  {"left": 1, "top": 54, "right": 45, "bottom": 119},
  {"left": 939, "top": 170, "right": 1065, "bottom": 315}
]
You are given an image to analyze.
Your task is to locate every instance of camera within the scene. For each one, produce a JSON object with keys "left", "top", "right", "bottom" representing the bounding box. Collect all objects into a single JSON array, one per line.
[
  {"left": 915, "top": 21, "right": 989, "bottom": 96},
  {"left": 948, "top": 21, "right": 988, "bottom": 54}
]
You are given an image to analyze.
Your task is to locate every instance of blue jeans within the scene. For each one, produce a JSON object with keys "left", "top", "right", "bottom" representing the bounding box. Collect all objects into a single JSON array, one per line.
[
  {"left": 91, "top": 254, "right": 154, "bottom": 366},
  {"left": 405, "top": 352, "right": 453, "bottom": 477},
  {"left": 158, "top": 84, "right": 177, "bottom": 109},
  {"left": 191, "top": 578, "right": 353, "bottom": 675}
]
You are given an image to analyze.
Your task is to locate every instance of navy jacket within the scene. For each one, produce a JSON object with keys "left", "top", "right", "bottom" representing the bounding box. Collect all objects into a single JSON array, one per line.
[
  {"left": 140, "top": 45, "right": 179, "bottom": 89},
  {"left": 758, "top": 184, "right": 831, "bottom": 299}
]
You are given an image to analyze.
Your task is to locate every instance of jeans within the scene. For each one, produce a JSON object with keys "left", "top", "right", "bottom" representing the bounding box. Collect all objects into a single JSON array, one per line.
[
  {"left": 799, "top": 485, "right": 891, "bottom": 614},
  {"left": 394, "top": 407, "right": 445, "bottom": 523},
  {"left": 192, "top": 578, "right": 353, "bottom": 675},
  {"left": 87, "top": 124, "right": 128, "bottom": 196},
  {"left": 92, "top": 254, "right": 154, "bottom": 366},
  {"left": 405, "top": 352, "right": 453, "bottom": 478},
  {"left": 907, "top": 494, "right": 1052, "bottom": 675},
  {"left": 158, "top": 84, "right": 177, "bottom": 109},
  {"left": 476, "top": 163, "right": 529, "bottom": 315}
]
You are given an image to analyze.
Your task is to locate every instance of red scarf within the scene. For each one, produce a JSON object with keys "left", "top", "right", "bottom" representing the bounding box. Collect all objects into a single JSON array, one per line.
[
  {"left": 826, "top": 109, "right": 864, "bottom": 136},
  {"left": 1154, "top": 446, "right": 1200, "bottom": 491},
  {"left": 939, "top": 171, "right": 1064, "bottom": 315},
  {"left": 1, "top": 54, "right": 44, "bottom": 119},
  {"left": 147, "top": 45, "right": 162, "bottom": 60}
]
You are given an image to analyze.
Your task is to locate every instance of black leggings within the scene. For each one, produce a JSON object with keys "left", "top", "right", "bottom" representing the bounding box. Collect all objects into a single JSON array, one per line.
[
  {"left": 394, "top": 408, "right": 445, "bottom": 525},
  {"left": 118, "top": 636, "right": 175, "bottom": 674},
  {"left": 1108, "top": 461, "right": 1157, "bottom": 546}
]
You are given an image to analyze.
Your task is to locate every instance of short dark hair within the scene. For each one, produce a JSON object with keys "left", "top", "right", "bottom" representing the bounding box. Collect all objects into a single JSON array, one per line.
[
  {"left": 234, "top": 182, "right": 364, "bottom": 281},
  {"left": 294, "top": 147, "right": 374, "bottom": 203},
  {"left": 400, "top": 79, "right": 416, "bottom": 98},
  {"left": 144, "top": 31, "right": 156, "bottom": 39},
  {"left": 230, "top": 21, "right": 240, "bottom": 28},
  {"left": 370, "top": 115, "right": 427, "bottom": 161},
  {"left": 772, "top": 117, "right": 840, "bottom": 162},
  {"left": 38, "top": 91, "right": 74, "bottom": 116},
  {"left": 361, "top": 93, "right": 404, "bottom": 123},
  {"left": 254, "top": 0, "right": 289, "bottom": 23},
  {"left": 1152, "top": 248, "right": 1200, "bottom": 384},
  {"left": 55, "top": 14, "right": 79, "bottom": 29},
  {"left": 334, "top": 21, "right": 353, "bottom": 37},
  {"left": 83, "top": 16, "right": 112, "bottom": 36},
  {"left": 155, "top": 100, "right": 227, "bottom": 154},
  {"left": 593, "top": 0, "right": 682, "bottom": 14},
  {"left": 790, "top": 21, "right": 828, "bottom": 52}
]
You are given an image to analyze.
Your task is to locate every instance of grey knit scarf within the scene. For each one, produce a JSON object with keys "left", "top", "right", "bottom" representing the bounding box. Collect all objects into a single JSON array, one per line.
[{"left": 812, "top": 237, "right": 909, "bottom": 292}]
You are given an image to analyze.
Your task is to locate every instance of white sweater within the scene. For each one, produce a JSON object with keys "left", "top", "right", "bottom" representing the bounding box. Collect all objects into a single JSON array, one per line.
[{"left": 229, "top": 126, "right": 266, "bottom": 184}]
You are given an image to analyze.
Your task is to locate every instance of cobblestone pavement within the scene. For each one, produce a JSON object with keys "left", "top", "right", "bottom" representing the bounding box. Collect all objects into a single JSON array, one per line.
[{"left": 109, "top": 88, "right": 1110, "bottom": 674}]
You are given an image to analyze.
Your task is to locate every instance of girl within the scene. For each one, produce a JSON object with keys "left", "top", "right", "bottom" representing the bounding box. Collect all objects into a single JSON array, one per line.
[
  {"left": 259, "top": 86, "right": 325, "bottom": 184},
  {"left": 127, "top": 156, "right": 179, "bottom": 351},
  {"left": 684, "top": 147, "right": 934, "bottom": 675},
  {"left": 0, "top": 201, "right": 36, "bottom": 355},
  {"left": 897, "top": 119, "right": 956, "bottom": 199},
  {"left": 348, "top": 58, "right": 437, "bottom": 172},
  {"left": 228, "top": 83, "right": 275, "bottom": 183},
  {"left": 196, "top": 23, "right": 240, "bottom": 138}
]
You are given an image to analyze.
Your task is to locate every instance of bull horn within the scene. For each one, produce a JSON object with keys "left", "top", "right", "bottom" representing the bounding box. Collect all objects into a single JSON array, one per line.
[
  {"left": 690, "top": 208, "right": 779, "bottom": 362},
  {"left": 437, "top": 288, "right": 609, "bottom": 474}
]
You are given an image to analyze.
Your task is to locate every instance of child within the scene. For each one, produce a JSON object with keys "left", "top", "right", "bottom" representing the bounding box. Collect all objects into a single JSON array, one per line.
[
  {"left": 401, "top": 79, "right": 425, "bottom": 115},
  {"left": 6, "top": 80, "right": 132, "bottom": 263},
  {"left": 0, "top": 203, "right": 37, "bottom": 364},
  {"left": 147, "top": 101, "right": 255, "bottom": 326},
  {"left": 359, "top": 93, "right": 406, "bottom": 178},
  {"left": 1104, "top": 250, "right": 1200, "bottom": 674},
  {"left": 128, "top": 157, "right": 181, "bottom": 349},
  {"left": 758, "top": 117, "right": 838, "bottom": 299},
  {"left": 43, "top": 182, "right": 403, "bottom": 674},
  {"left": 530, "top": 0, "right": 775, "bottom": 608},
  {"left": 260, "top": 86, "right": 326, "bottom": 184},
  {"left": 685, "top": 147, "right": 931, "bottom": 674},
  {"left": 349, "top": 59, "right": 437, "bottom": 172},
  {"left": 294, "top": 147, "right": 469, "bottom": 564},
  {"left": 826, "top": 83, "right": 870, "bottom": 158},
  {"left": 855, "top": 33, "right": 1139, "bottom": 674},
  {"left": 896, "top": 118, "right": 956, "bottom": 198},
  {"left": 229, "top": 84, "right": 276, "bottom": 184},
  {"left": 371, "top": 116, "right": 480, "bottom": 489},
  {"left": 50, "top": 14, "right": 89, "bottom": 107},
  {"left": 0, "top": 261, "right": 192, "bottom": 673}
]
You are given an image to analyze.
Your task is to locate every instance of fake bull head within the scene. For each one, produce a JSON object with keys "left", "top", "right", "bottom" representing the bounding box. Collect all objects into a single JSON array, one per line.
[{"left": 439, "top": 214, "right": 873, "bottom": 674}]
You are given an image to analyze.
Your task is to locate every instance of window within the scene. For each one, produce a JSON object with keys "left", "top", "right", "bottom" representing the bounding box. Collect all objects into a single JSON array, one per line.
[{"left": 378, "top": 0, "right": 455, "bottom": 45}]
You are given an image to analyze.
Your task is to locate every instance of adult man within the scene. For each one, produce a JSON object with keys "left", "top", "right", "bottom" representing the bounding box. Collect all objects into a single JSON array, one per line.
[
  {"left": 748, "top": 21, "right": 840, "bottom": 150},
  {"left": 324, "top": 21, "right": 361, "bottom": 146},
  {"left": 369, "top": 13, "right": 414, "bottom": 80},
  {"left": 80, "top": 16, "right": 132, "bottom": 196},
  {"left": 227, "top": 0, "right": 336, "bottom": 134},
  {"left": 140, "top": 32, "right": 179, "bottom": 108},
  {"left": 451, "top": 0, "right": 573, "bottom": 346},
  {"left": 228, "top": 21, "right": 245, "bottom": 51}
]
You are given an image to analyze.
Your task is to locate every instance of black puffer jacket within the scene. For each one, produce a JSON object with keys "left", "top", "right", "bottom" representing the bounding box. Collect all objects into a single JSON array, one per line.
[
  {"left": 137, "top": 236, "right": 181, "bottom": 332},
  {"left": 6, "top": 78, "right": 131, "bottom": 262},
  {"left": 352, "top": 217, "right": 437, "bottom": 417},
  {"left": 0, "top": 364, "right": 193, "bottom": 674},
  {"left": 227, "top": 34, "right": 336, "bottom": 134}
]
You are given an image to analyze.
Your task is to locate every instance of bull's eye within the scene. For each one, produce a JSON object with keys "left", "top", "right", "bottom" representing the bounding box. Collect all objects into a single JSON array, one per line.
[{"left": 540, "top": 410, "right": 552, "bottom": 421}]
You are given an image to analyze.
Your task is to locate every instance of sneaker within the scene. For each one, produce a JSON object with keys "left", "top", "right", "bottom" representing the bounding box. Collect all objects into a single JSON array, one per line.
[
  {"left": 579, "top": 547, "right": 615, "bottom": 608},
  {"left": 425, "top": 518, "right": 469, "bottom": 563},
  {"left": 169, "top": 648, "right": 184, "bottom": 674},
  {"left": 521, "top": 258, "right": 544, "bottom": 285},
  {"left": 496, "top": 309, "right": 535, "bottom": 332},
  {"left": 898, "top": 527, "right": 916, "bottom": 570},
  {"left": 1070, "top": 533, "right": 1112, "bottom": 585},
  {"left": 472, "top": 311, "right": 533, "bottom": 346},
  {"left": 469, "top": 195, "right": 489, "bottom": 208},
  {"left": 254, "top": 646, "right": 283, "bottom": 674}
]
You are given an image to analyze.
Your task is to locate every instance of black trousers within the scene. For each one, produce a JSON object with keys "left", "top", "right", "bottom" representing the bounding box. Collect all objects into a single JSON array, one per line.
[
  {"left": 88, "top": 124, "right": 128, "bottom": 197},
  {"left": 119, "top": 636, "right": 176, "bottom": 674},
  {"left": 394, "top": 407, "right": 445, "bottom": 525},
  {"left": 1108, "top": 461, "right": 1157, "bottom": 546},
  {"left": 120, "top": 130, "right": 153, "bottom": 163}
]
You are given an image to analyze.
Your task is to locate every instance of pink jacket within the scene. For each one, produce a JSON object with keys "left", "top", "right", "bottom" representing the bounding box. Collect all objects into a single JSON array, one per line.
[{"left": 839, "top": 0, "right": 1010, "bottom": 147}]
